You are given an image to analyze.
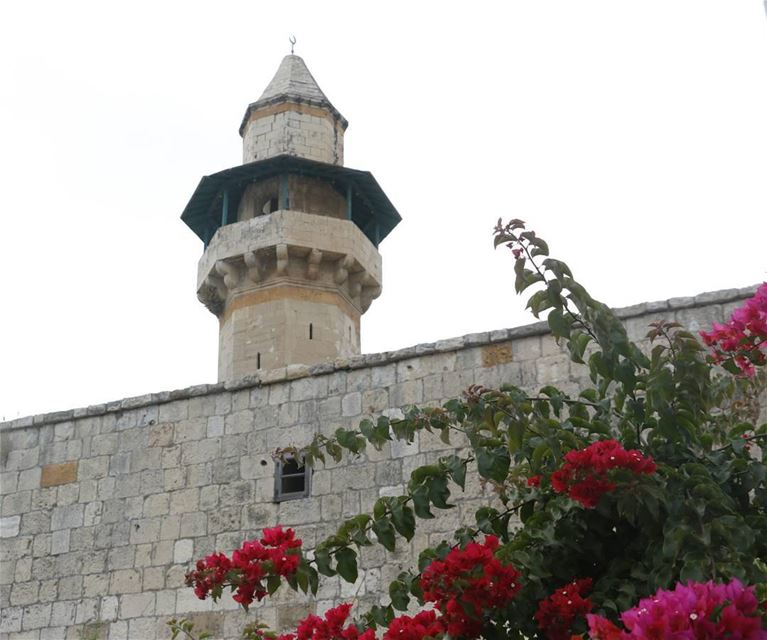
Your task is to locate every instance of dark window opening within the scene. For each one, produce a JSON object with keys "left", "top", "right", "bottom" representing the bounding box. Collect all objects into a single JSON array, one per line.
[
  {"left": 257, "top": 352, "right": 261, "bottom": 369},
  {"left": 309, "top": 323, "right": 313, "bottom": 340},
  {"left": 260, "top": 196, "right": 279, "bottom": 215},
  {"left": 274, "top": 456, "right": 310, "bottom": 502}
]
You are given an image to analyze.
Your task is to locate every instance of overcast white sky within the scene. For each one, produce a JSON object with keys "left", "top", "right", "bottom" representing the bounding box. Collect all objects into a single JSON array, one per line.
[{"left": 1, "top": 1, "right": 765, "bottom": 420}]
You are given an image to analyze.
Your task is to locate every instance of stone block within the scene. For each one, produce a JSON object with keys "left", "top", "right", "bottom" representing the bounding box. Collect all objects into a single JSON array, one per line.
[
  {"left": 147, "top": 423, "right": 174, "bottom": 448},
  {"left": 84, "top": 574, "right": 110, "bottom": 599},
  {"left": 129, "top": 518, "right": 161, "bottom": 545},
  {"left": 10, "top": 581, "right": 38, "bottom": 606},
  {"left": 106, "top": 450, "right": 130, "bottom": 476},
  {"left": 4, "top": 447, "right": 39, "bottom": 471},
  {"left": 1, "top": 515, "right": 21, "bottom": 538},
  {"left": 170, "top": 488, "right": 199, "bottom": 514},
  {"left": 174, "top": 418, "right": 207, "bottom": 443},
  {"left": 21, "top": 603, "right": 52, "bottom": 630},
  {"left": 119, "top": 592, "right": 155, "bottom": 619},
  {"left": 481, "top": 341, "right": 514, "bottom": 367},
  {"left": 173, "top": 539, "right": 194, "bottom": 564},
  {"left": 176, "top": 587, "right": 213, "bottom": 613},
  {"left": 51, "top": 504, "right": 84, "bottom": 530},
  {"left": 40, "top": 462, "right": 77, "bottom": 488},
  {"left": 2, "top": 491, "right": 31, "bottom": 516},
  {"left": 390, "top": 380, "right": 423, "bottom": 407},
  {"left": 109, "top": 569, "right": 142, "bottom": 594},
  {"left": 107, "top": 546, "right": 135, "bottom": 570},
  {"left": 130, "top": 448, "right": 161, "bottom": 472},
  {"left": 199, "top": 486, "right": 220, "bottom": 511},
  {"left": 133, "top": 544, "right": 152, "bottom": 568},
  {"left": 108, "top": 620, "right": 128, "bottom": 640},
  {"left": 81, "top": 549, "right": 106, "bottom": 575},
  {"left": 17, "top": 468, "right": 40, "bottom": 492},
  {"left": 341, "top": 392, "right": 362, "bottom": 417},
  {"left": 0, "top": 605, "right": 22, "bottom": 633},
  {"left": 155, "top": 590, "right": 176, "bottom": 615},
  {"left": 142, "top": 494, "right": 169, "bottom": 518},
  {"left": 100, "top": 595, "right": 119, "bottom": 621},
  {"left": 78, "top": 456, "right": 109, "bottom": 480},
  {"left": 206, "top": 415, "right": 225, "bottom": 437},
  {"left": 58, "top": 574, "right": 83, "bottom": 599},
  {"left": 50, "top": 529, "right": 70, "bottom": 555},
  {"left": 127, "top": 617, "right": 158, "bottom": 639},
  {"left": 56, "top": 482, "right": 79, "bottom": 506},
  {"left": 181, "top": 439, "right": 220, "bottom": 466},
  {"left": 536, "top": 354, "right": 571, "bottom": 383},
  {"left": 13, "top": 558, "right": 31, "bottom": 583},
  {"left": 139, "top": 470, "right": 163, "bottom": 495},
  {"left": 162, "top": 468, "right": 184, "bottom": 493},
  {"left": 153, "top": 540, "right": 174, "bottom": 566},
  {"left": 207, "top": 506, "right": 241, "bottom": 534},
  {"left": 161, "top": 445, "right": 181, "bottom": 469},
  {"left": 49, "top": 601, "right": 76, "bottom": 627},
  {"left": 179, "top": 512, "right": 207, "bottom": 537},
  {"left": 142, "top": 566, "right": 164, "bottom": 590}
]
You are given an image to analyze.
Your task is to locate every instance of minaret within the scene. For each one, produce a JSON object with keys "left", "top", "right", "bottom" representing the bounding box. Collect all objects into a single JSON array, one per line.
[{"left": 181, "top": 54, "right": 401, "bottom": 381}]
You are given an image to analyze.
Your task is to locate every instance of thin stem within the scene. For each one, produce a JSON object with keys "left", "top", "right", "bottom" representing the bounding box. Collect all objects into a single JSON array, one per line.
[{"left": 519, "top": 240, "right": 599, "bottom": 343}]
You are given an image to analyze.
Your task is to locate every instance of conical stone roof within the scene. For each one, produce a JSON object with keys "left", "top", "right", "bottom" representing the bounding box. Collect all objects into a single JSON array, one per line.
[
  {"left": 258, "top": 54, "right": 331, "bottom": 104},
  {"left": 239, "top": 55, "right": 347, "bottom": 134}
]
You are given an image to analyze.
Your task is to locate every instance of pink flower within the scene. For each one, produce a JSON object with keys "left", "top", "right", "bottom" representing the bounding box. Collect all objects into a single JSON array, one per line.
[
  {"left": 700, "top": 283, "right": 767, "bottom": 376},
  {"left": 587, "top": 579, "right": 767, "bottom": 639}
]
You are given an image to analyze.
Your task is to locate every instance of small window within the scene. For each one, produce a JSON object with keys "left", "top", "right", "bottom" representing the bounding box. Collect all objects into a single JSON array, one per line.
[
  {"left": 274, "top": 456, "right": 311, "bottom": 502},
  {"left": 309, "top": 323, "right": 313, "bottom": 340},
  {"left": 257, "top": 352, "right": 261, "bottom": 369},
  {"left": 260, "top": 196, "right": 279, "bottom": 215}
]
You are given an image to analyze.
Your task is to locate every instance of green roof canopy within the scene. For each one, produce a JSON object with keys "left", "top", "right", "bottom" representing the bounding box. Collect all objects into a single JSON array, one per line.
[{"left": 181, "top": 155, "right": 400, "bottom": 248}]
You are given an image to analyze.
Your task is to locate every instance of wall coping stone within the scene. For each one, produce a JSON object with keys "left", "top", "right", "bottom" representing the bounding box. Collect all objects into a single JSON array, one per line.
[{"left": 2, "top": 284, "right": 759, "bottom": 432}]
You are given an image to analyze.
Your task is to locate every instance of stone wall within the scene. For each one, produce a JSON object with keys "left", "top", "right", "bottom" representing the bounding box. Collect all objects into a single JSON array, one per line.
[
  {"left": 0, "top": 286, "right": 758, "bottom": 640},
  {"left": 241, "top": 103, "right": 345, "bottom": 166}
]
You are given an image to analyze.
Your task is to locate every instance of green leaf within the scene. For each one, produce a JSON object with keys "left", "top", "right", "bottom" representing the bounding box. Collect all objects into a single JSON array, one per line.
[
  {"left": 314, "top": 547, "right": 335, "bottom": 577},
  {"left": 390, "top": 501, "right": 416, "bottom": 540},
  {"left": 441, "top": 455, "right": 467, "bottom": 489},
  {"left": 335, "top": 428, "right": 366, "bottom": 454},
  {"left": 427, "top": 474, "right": 453, "bottom": 509},
  {"left": 372, "top": 517, "right": 396, "bottom": 551},
  {"left": 476, "top": 445, "right": 511, "bottom": 483},
  {"left": 411, "top": 484, "right": 434, "bottom": 519},
  {"left": 266, "top": 573, "right": 281, "bottom": 595},
  {"left": 335, "top": 547, "right": 358, "bottom": 583},
  {"left": 389, "top": 580, "right": 410, "bottom": 611},
  {"left": 476, "top": 506, "right": 499, "bottom": 533},
  {"left": 547, "top": 308, "right": 571, "bottom": 339}
]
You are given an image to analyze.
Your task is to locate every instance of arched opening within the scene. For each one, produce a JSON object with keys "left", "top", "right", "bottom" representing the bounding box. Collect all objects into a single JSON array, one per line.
[{"left": 260, "top": 196, "right": 279, "bottom": 215}]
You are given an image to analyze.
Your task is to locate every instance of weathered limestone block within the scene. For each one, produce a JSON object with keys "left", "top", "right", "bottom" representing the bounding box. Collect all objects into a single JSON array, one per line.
[{"left": 40, "top": 462, "right": 77, "bottom": 488}]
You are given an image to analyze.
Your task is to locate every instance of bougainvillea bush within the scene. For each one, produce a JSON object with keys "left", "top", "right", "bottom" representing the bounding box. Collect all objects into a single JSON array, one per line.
[{"left": 173, "top": 223, "right": 767, "bottom": 640}]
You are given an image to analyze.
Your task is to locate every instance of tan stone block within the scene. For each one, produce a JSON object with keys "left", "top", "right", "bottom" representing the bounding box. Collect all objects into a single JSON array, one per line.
[
  {"left": 481, "top": 342, "right": 514, "bottom": 367},
  {"left": 40, "top": 461, "right": 77, "bottom": 488},
  {"left": 147, "top": 423, "right": 174, "bottom": 447}
]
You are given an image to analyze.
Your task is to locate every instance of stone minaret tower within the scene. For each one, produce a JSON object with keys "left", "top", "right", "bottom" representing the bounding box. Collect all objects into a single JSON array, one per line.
[{"left": 181, "top": 55, "right": 401, "bottom": 381}]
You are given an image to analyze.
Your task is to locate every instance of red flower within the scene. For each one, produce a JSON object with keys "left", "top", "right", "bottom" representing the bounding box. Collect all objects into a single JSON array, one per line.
[
  {"left": 382, "top": 610, "right": 444, "bottom": 640},
  {"left": 527, "top": 475, "right": 542, "bottom": 487},
  {"left": 420, "top": 535, "right": 521, "bottom": 638},
  {"left": 535, "top": 578, "right": 593, "bottom": 640},
  {"left": 286, "top": 603, "right": 375, "bottom": 640},
  {"left": 185, "top": 526, "right": 303, "bottom": 608},
  {"left": 551, "top": 440, "right": 656, "bottom": 508}
]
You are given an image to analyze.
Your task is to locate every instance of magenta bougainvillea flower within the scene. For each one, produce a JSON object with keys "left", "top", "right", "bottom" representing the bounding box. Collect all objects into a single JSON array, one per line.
[
  {"left": 700, "top": 283, "right": 767, "bottom": 376},
  {"left": 587, "top": 579, "right": 767, "bottom": 639}
]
